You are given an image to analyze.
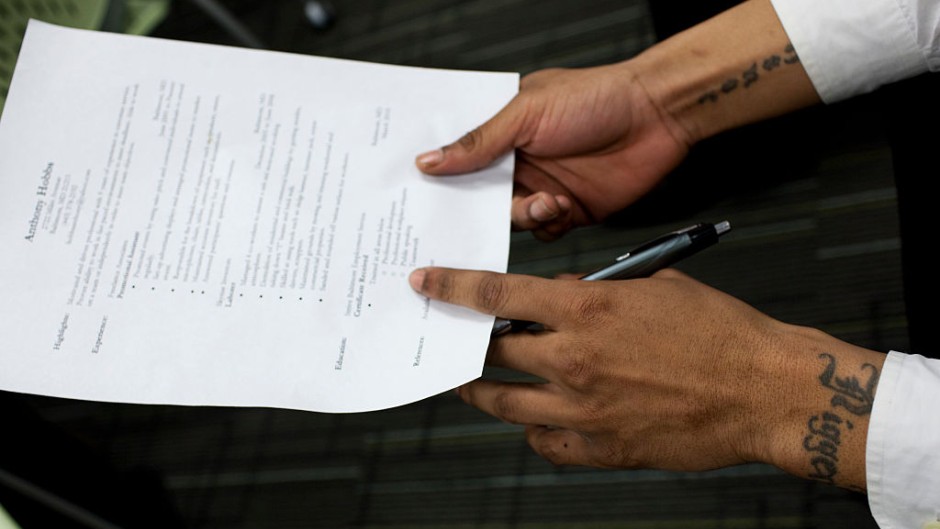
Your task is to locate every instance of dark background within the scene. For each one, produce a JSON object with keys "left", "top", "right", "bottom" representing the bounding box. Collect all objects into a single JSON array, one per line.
[{"left": 4, "top": 0, "right": 931, "bottom": 527}]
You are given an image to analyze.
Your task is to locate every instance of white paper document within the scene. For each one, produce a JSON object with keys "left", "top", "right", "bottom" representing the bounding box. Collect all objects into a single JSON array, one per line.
[{"left": 0, "top": 21, "right": 516, "bottom": 412}]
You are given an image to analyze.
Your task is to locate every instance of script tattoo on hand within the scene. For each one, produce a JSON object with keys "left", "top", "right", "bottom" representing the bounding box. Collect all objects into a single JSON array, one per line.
[
  {"left": 802, "top": 353, "right": 879, "bottom": 488},
  {"left": 697, "top": 43, "right": 801, "bottom": 104}
]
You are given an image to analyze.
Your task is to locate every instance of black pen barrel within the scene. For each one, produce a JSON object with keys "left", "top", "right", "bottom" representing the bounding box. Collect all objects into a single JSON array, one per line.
[
  {"left": 581, "top": 233, "right": 692, "bottom": 280},
  {"left": 580, "top": 223, "right": 722, "bottom": 280}
]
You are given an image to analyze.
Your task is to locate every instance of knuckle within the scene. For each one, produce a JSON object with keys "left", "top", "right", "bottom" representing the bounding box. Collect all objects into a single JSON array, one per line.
[
  {"left": 475, "top": 272, "right": 508, "bottom": 315},
  {"left": 425, "top": 268, "right": 456, "bottom": 301},
  {"left": 567, "top": 289, "right": 612, "bottom": 326},
  {"left": 457, "top": 127, "right": 482, "bottom": 151},
  {"left": 492, "top": 390, "right": 521, "bottom": 424},
  {"left": 575, "top": 395, "right": 607, "bottom": 424},
  {"left": 559, "top": 343, "right": 598, "bottom": 388}
]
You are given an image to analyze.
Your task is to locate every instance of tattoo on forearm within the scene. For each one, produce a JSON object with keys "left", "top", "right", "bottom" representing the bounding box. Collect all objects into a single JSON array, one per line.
[
  {"left": 697, "top": 43, "right": 801, "bottom": 105},
  {"left": 802, "top": 353, "right": 880, "bottom": 487},
  {"left": 742, "top": 63, "right": 758, "bottom": 88}
]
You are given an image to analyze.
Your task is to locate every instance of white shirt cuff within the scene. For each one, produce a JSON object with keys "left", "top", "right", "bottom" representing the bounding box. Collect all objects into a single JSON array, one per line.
[
  {"left": 867, "top": 350, "right": 940, "bottom": 528},
  {"left": 770, "top": 0, "right": 929, "bottom": 103}
]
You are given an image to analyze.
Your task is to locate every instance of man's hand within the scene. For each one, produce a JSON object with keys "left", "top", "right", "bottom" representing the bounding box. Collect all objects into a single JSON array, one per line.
[
  {"left": 409, "top": 266, "right": 883, "bottom": 490},
  {"left": 414, "top": 0, "right": 820, "bottom": 241},
  {"left": 415, "top": 64, "right": 691, "bottom": 241}
]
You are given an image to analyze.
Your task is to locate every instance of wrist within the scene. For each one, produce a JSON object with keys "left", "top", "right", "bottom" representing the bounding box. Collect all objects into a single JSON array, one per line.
[
  {"left": 627, "top": 0, "right": 820, "bottom": 145},
  {"left": 743, "top": 322, "right": 885, "bottom": 491}
]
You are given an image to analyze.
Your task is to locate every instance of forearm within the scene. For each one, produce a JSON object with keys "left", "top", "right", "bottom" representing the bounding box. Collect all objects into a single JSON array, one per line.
[{"left": 627, "top": 0, "right": 820, "bottom": 145}]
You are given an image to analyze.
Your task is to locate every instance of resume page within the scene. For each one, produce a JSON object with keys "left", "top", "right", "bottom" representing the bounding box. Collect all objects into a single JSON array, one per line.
[{"left": 0, "top": 21, "right": 516, "bottom": 412}]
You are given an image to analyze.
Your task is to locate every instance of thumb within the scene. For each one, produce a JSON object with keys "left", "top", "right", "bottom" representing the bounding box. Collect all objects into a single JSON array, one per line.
[{"left": 415, "top": 101, "right": 525, "bottom": 175}]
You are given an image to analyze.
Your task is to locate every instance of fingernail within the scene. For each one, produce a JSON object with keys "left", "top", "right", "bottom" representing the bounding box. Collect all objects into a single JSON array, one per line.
[
  {"left": 409, "top": 269, "right": 427, "bottom": 292},
  {"left": 416, "top": 148, "right": 444, "bottom": 168},
  {"left": 529, "top": 196, "right": 558, "bottom": 221}
]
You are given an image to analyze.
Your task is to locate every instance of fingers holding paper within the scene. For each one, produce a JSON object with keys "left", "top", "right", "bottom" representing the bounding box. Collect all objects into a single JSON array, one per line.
[{"left": 414, "top": 65, "right": 691, "bottom": 240}]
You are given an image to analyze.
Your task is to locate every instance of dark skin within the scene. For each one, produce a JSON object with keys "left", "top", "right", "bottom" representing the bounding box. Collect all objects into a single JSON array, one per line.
[
  {"left": 408, "top": 267, "right": 884, "bottom": 489},
  {"left": 418, "top": 64, "right": 690, "bottom": 241},
  {"left": 411, "top": 0, "right": 882, "bottom": 491},
  {"left": 416, "top": 0, "right": 819, "bottom": 240}
]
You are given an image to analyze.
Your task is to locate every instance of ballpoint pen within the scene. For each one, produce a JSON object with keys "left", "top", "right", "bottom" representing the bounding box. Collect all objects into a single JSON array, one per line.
[{"left": 491, "top": 221, "right": 732, "bottom": 336}]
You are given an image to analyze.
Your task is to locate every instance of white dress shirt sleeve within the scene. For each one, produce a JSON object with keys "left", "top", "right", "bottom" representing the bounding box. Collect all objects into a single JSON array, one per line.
[
  {"left": 770, "top": 0, "right": 940, "bottom": 103},
  {"left": 866, "top": 351, "right": 940, "bottom": 528}
]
